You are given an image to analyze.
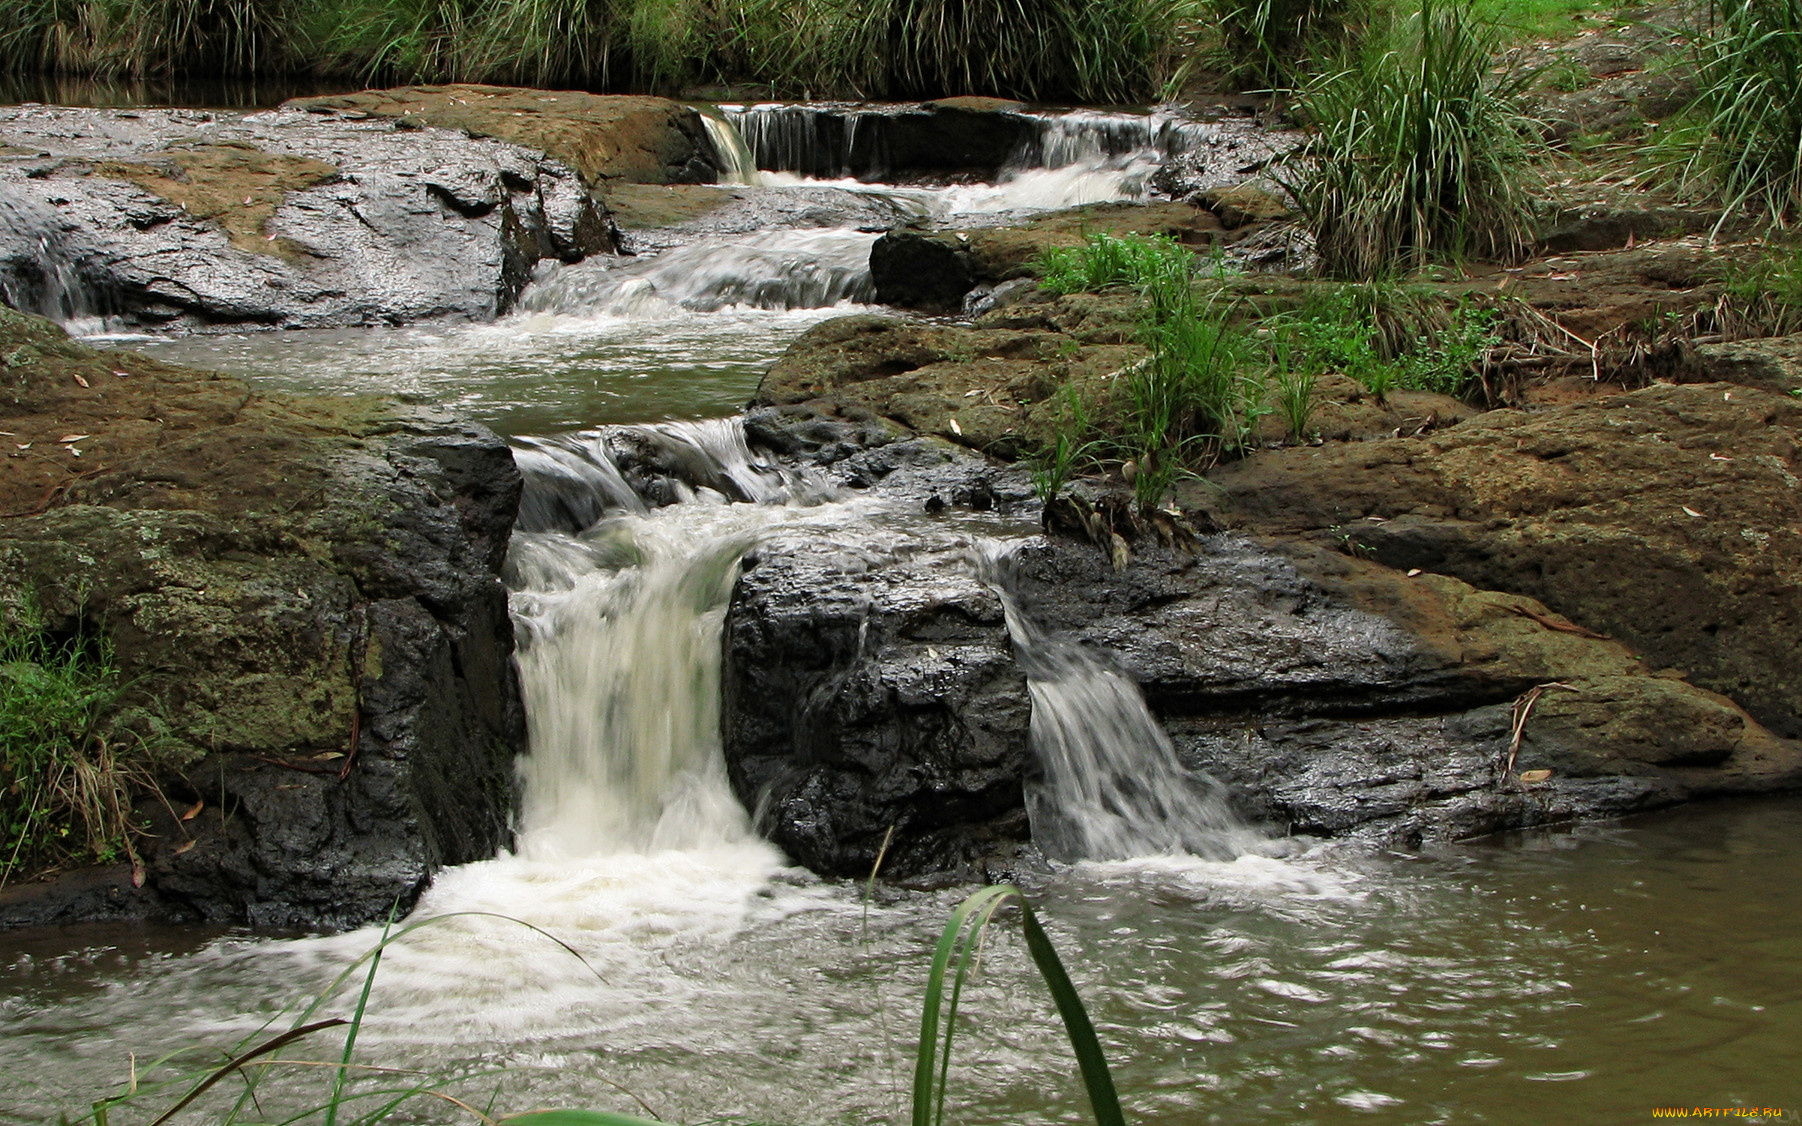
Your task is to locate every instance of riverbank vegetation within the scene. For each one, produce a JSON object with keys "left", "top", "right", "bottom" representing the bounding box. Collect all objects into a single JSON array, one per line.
[
  {"left": 0, "top": 608, "right": 149, "bottom": 885},
  {"left": 0, "top": 0, "right": 1175, "bottom": 101}
]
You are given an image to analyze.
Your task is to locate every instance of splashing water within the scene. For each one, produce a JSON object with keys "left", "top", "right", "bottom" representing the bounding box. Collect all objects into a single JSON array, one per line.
[{"left": 975, "top": 542, "right": 1262, "bottom": 862}]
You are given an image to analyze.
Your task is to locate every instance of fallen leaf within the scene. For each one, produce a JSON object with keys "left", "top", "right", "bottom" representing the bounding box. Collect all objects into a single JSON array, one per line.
[
  {"left": 180, "top": 799, "right": 204, "bottom": 821},
  {"left": 131, "top": 860, "right": 146, "bottom": 888},
  {"left": 1723, "top": 391, "right": 1733, "bottom": 400},
  {"left": 57, "top": 434, "right": 89, "bottom": 444},
  {"left": 72, "top": 373, "right": 89, "bottom": 388},
  {"left": 1406, "top": 568, "right": 1423, "bottom": 577},
  {"left": 311, "top": 751, "right": 345, "bottom": 761},
  {"left": 1518, "top": 769, "right": 1553, "bottom": 783},
  {"left": 243, "top": 196, "right": 254, "bottom": 205},
  {"left": 1709, "top": 453, "right": 1733, "bottom": 461},
  {"left": 16, "top": 443, "right": 30, "bottom": 450},
  {"left": 113, "top": 370, "right": 130, "bottom": 378},
  {"left": 948, "top": 417, "right": 962, "bottom": 436},
  {"left": 68, "top": 447, "right": 81, "bottom": 457},
  {"left": 1681, "top": 505, "right": 1704, "bottom": 518},
  {"left": 172, "top": 839, "right": 197, "bottom": 856}
]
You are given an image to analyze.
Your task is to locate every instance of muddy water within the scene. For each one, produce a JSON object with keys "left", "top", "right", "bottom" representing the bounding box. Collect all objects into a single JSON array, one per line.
[{"left": 2, "top": 800, "right": 1798, "bottom": 1123}]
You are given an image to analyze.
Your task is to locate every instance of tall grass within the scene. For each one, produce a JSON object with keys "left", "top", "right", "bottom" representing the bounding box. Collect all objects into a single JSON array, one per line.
[
  {"left": 1037, "top": 232, "right": 1263, "bottom": 500},
  {"left": 1, "top": 0, "right": 1181, "bottom": 100},
  {"left": 0, "top": 611, "right": 150, "bottom": 885},
  {"left": 1195, "top": 0, "right": 1357, "bottom": 90},
  {"left": 1278, "top": 0, "right": 1540, "bottom": 279},
  {"left": 1664, "top": 0, "right": 1802, "bottom": 229},
  {"left": 0, "top": 0, "right": 290, "bottom": 79},
  {"left": 70, "top": 888, "right": 1122, "bottom": 1126}
]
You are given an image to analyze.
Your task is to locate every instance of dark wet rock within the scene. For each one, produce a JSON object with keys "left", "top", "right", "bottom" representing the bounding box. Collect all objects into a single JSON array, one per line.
[
  {"left": 1179, "top": 382, "right": 1802, "bottom": 738},
  {"left": 285, "top": 86, "right": 718, "bottom": 186},
  {"left": 729, "top": 100, "right": 1038, "bottom": 180},
  {"left": 0, "top": 104, "right": 612, "bottom": 330},
  {"left": 723, "top": 480, "right": 1801, "bottom": 873},
  {"left": 723, "top": 530, "right": 1034, "bottom": 881},
  {"left": 0, "top": 308, "right": 524, "bottom": 930}
]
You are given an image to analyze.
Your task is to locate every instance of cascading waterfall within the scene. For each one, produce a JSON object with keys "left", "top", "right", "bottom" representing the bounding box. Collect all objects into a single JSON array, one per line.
[
  {"left": 698, "top": 110, "right": 763, "bottom": 186},
  {"left": 0, "top": 192, "right": 100, "bottom": 326},
  {"left": 516, "top": 229, "right": 876, "bottom": 316},
  {"left": 975, "top": 543, "right": 1261, "bottom": 862},
  {"left": 504, "top": 418, "right": 824, "bottom": 859}
]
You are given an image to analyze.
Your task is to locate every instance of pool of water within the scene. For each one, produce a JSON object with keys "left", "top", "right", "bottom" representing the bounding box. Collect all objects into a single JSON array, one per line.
[{"left": 3, "top": 799, "right": 1798, "bottom": 1124}]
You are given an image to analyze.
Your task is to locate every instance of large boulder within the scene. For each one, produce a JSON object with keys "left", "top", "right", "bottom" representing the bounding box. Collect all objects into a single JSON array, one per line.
[
  {"left": 720, "top": 444, "right": 1802, "bottom": 873},
  {"left": 0, "top": 104, "right": 612, "bottom": 330},
  {"left": 285, "top": 86, "right": 718, "bottom": 186},
  {"left": 0, "top": 307, "right": 524, "bottom": 929},
  {"left": 1179, "top": 382, "right": 1802, "bottom": 737}
]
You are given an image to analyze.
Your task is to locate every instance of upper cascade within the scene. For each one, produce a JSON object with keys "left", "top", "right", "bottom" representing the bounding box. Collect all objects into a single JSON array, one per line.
[{"left": 515, "top": 230, "right": 876, "bottom": 318}]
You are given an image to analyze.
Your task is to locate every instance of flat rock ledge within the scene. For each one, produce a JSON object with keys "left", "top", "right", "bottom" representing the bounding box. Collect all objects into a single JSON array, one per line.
[
  {"left": 0, "top": 100, "right": 616, "bottom": 330},
  {"left": 0, "top": 307, "right": 525, "bottom": 930}
]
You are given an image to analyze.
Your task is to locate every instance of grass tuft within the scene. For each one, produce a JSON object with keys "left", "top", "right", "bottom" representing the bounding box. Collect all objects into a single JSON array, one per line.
[
  {"left": 1664, "top": 0, "right": 1802, "bottom": 229},
  {"left": 1278, "top": 0, "right": 1541, "bottom": 279},
  {"left": 0, "top": 607, "right": 154, "bottom": 886}
]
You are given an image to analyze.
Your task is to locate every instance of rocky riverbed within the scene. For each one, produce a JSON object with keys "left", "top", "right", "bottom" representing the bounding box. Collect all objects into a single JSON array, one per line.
[{"left": 2, "top": 78, "right": 1799, "bottom": 928}]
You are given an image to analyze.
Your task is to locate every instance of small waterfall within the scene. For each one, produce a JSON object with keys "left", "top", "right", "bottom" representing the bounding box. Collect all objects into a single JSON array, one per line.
[
  {"left": 505, "top": 418, "right": 825, "bottom": 859},
  {"left": 516, "top": 230, "right": 875, "bottom": 317},
  {"left": 0, "top": 192, "right": 102, "bottom": 327},
  {"left": 978, "top": 544, "right": 1260, "bottom": 862},
  {"left": 725, "top": 104, "right": 872, "bottom": 180},
  {"left": 698, "top": 110, "right": 763, "bottom": 186}
]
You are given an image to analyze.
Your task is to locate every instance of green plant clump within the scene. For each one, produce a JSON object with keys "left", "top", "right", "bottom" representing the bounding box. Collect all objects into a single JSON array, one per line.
[
  {"left": 1278, "top": 0, "right": 1540, "bottom": 279},
  {"left": 0, "top": 612, "right": 145, "bottom": 884},
  {"left": 1666, "top": 0, "right": 1802, "bottom": 229},
  {"left": 1196, "top": 0, "right": 1356, "bottom": 90},
  {"left": 1276, "top": 283, "right": 1498, "bottom": 398}
]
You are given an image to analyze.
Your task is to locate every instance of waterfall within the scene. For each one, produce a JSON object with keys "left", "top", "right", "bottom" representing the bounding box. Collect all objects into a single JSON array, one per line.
[
  {"left": 0, "top": 192, "right": 101, "bottom": 328},
  {"left": 698, "top": 110, "right": 763, "bottom": 186},
  {"left": 516, "top": 229, "right": 876, "bottom": 317},
  {"left": 504, "top": 418, "right": 826, "bottom": 859},
  {"left": 977, "top": 544, "right": 1260, "bottom": 862}
]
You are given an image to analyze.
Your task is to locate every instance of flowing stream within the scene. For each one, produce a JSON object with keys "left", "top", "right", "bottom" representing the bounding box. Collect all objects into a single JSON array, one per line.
[{"left": 3, "top": 107, "right": 1800, "bottom": 1124}]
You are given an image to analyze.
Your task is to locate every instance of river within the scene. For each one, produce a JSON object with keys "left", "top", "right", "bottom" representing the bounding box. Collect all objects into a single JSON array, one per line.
[{"left": 1, "top": 107, "right": 1797, "bottom": 1125}]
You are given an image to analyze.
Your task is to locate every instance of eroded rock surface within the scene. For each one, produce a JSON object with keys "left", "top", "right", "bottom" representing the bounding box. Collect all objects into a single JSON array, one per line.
[
  {"left": 1180, "top": 382, "right": 1802, "bottom": 737},
  {"left": 285, "top": 86, "right": 718, "bottom": 186},
  {"left": 0, "top": 307, "right": 524, "bottom": 929},
  {"left": 0, "top": 103, "right": 612, "bottom": 329},
  {"left": 721, "top": 422, "right": 1801, "bottom": 878}
]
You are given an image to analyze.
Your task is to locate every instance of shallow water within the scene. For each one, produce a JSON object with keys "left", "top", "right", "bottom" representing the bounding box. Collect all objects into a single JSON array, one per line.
[{"left": 3, "top": 799, "right": 1799, "bottom": 1124}]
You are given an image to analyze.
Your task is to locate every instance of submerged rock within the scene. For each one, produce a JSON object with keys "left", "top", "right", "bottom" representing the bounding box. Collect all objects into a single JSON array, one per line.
[
  {"left": 0, "top": 102, "right": 613, "bottom": 330},
  {"left": 0, "top": 307, "right": 524, "bottom": 929}
]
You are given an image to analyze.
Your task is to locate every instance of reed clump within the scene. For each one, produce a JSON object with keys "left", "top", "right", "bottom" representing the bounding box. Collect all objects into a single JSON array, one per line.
[
  {"left": 1661, "top": 0, "right": 1802, "bottom": 230},
  {"left": 0, "top": 608, "right": 154, "bottom": 885},
  {"left": 1277, "top": 0, "right": 1540, "bottom": 279}
]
